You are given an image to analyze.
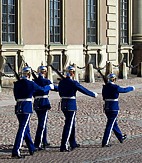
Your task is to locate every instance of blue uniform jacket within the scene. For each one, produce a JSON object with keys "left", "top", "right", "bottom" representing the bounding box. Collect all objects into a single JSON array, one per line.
[
  {"left": 58, "top": 77, "right": 95, "bottom": 111},
  {"left": 14, "top": 78, "right": 51, "bottom": 114},
  {"left": 33, "top": 75, "right": 58, "bottom": 110},
  {"left": 102, "top": 82, "right": 134, "bottom": 111}
]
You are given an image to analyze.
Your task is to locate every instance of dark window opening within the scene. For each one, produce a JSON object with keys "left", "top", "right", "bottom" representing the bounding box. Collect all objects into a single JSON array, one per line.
[
  {"left": 52, "top": 55, "right": 61, "bottom": 70},
  {"left": 4, "top": 56, "right": 15, "bottom": 74}
]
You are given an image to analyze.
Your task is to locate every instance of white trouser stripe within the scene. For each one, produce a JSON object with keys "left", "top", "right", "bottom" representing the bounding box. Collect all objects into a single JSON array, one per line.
[
  {"left": 34, "top": 95, "right": 49, "bottom": 99},
  {"left": 18, "top": 114, "right": 31, "bottom": 155},
  {"left": 106, "top": 116, "right": 117, "bottom": 145},
  {"left": 39, "top": 111, "right": 48, "bottom": 148},
  {"left": 61, "top": 96, "right": 76, "bottom": 99},
  {"left": 65, "top": 112, "right": 76, "bottom": 149}
]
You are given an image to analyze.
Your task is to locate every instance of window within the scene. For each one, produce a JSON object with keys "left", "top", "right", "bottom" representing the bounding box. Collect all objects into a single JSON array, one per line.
[
  {"left": 86, "top": 0, "right": 97, "bottom": 43},
  {"left": 120, "top": 0, "right": 128, "bottom": 44},
  {"left": 2, "top": 0, "right": 18, "bottom": 43},
  {"left": 4, "top": 56, "right": 15, "bottom": 74},
  {"left": 52, "top": 55, "right": 61, "bottom": 70},
  {"left": 50, "top": 0, "right": 62, "bottom": 43}
]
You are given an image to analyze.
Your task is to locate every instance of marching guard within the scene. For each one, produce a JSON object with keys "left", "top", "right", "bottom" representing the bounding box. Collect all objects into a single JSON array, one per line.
[
  {"left": 102, "top": 73, "right": 135, "bottom": 147},
  {"left": 12, "top": 66, "right": 54, "bottom": 158},
  {"left": 58, "top": 67, "right": 98, "bottom": 152},
  {"left": 33, "top": 65, "right": 58, "bottom": 150}
]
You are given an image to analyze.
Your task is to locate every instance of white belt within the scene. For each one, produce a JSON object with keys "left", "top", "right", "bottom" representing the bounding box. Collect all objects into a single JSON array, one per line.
[
  {"left": 61, "top": 96, "right": 76, "bottom": 99},
  {"left": 17, "top": 98, "right": 32, "bottom": 102},
  {"left": 105, "top": 99, "right": 118, "bottom": 101},
  {"left": 34, "top": 95, "right": 49, "bottom": 99}
]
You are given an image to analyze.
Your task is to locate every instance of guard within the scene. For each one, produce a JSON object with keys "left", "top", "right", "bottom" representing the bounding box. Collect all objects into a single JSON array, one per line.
[
  {"left": 12, "top": 66, "right": 53, "bottom": 158},
  {"left": 33, "top": 65, "right": 58, "bottom": 150},
  {"left": 102, "top": 73, "right": 135, "bottom": 147},
  {"left": 58, "top": 69, "right": 98, "bottom": 152}
]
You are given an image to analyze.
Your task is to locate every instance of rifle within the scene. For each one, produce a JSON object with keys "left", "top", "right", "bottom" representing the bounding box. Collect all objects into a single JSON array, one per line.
[
  {"left": 49, "top": 65, "right": 66, "bottom": 79},
  {"left": 7, "top": 63, "right": 20, "bottom": 81},
  {"left": 97, "top": 69, "right": 108, "bottom": 84}
]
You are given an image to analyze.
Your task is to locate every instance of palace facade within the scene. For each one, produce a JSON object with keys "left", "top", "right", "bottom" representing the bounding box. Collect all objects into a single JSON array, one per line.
[{"left": 0, "top": 0, "right": 142, "bottom": 85}]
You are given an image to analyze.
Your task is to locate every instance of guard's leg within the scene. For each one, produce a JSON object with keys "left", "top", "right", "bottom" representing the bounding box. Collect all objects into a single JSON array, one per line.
[
  {"left": 113, "top": 119, "right": 123, "bottom": 141},
  {"left": 25, "top": 125, "right": 35, "bottom": 154},
  {"left": 102, "top": 111, "right": 118, "bottom": 147},
  {"left": 34, "top": 110, "right": 48, "bottom": 149},
  {"left": 60, "top": 111, "right": 76, "bottom": 151},
  {"left": 12, "top": 114, "right": 31, "bottom": 156}
]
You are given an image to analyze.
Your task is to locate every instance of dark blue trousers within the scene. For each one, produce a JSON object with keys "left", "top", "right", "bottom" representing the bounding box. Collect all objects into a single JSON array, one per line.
[
  {"left": 12, "top": 114, "right": 35, "bottom": 155},
  {"left": 60, "top": 111, "right": 77, "bottom": 150},
  {"left": 102, "top": 110, "right": 123, "bottom": 146},
  {"left": 34, "top": 110, "right": 48, "bottom": 148}
]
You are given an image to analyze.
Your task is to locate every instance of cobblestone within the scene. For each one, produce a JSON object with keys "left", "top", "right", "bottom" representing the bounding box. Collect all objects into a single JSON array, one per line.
[{"left": 0, "top": 77, "right": 142, "bottom": 162}]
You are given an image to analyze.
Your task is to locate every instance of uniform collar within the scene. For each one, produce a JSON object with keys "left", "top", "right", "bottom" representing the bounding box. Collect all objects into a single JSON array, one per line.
[
  {"left": 108, "top": 81, "right": 115, "bottom": 84},
  {"left": 21, "top": 76, "right": 31, "bottom": 80},
  {"left": 39, "top": 73, "right": 45, "bottom": 78}
]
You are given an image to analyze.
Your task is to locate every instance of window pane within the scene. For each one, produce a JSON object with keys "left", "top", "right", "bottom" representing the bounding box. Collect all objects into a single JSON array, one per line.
[
  {"left": 8, "top": 0, "right": 15, "bottom": 5},
  {"left": 50, "top": 26, "right": 53, "bottom": 34},
  {"left": 8, "top": 24, "right": 15, "bottom": 32},
  {"left": 50, "top": 35, "right": 54, "bottom": 42},
  {"left": 2, "top": 0, "right": 7, "bottom": 4},
  {"left": 9, "top": 15, "right": 15, "bottom": 23},
  {"left": 90, "top": 28, "right": 95, "bottom": 35},
  {"left": 90, "top": 36, "right": 96, "bottom": 42},
  {"left": 2, "top": 24, "right": 7, "bottom": 32},
  {"left": 55, "top": 35, "right": 60, "bottom": 42},
  {"left": 2, "top": 6, "right": 7, "bottom": 13},
  {"left": 2, "top": 33, "right": 7, "bottom": 41},
  {"left": 9, "top": 33, "right": 15, "bottom": 42},
  {"left": 55, "top": 26, "right": 60, "bottom": 33},
  {"left": 2, "top": 15, "right": 7, "bottom": 23},
  {"left": 8, "top": 5, "right": 15, "bottom": 14}
]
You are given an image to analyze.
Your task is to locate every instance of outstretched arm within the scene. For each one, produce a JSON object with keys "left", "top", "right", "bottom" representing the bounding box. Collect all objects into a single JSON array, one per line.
[
  {"left": 75, "top": 81, "right": 98, "bottom": 98},
  {"left": 117, "top": 85, "right": 135, "bottom": 93}
]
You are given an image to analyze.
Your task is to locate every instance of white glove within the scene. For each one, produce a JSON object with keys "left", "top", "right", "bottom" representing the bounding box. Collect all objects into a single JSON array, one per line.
[
  {"left": 132, "top": 86, "right": 135, "bottom": 91},
  {"left": 49, "top": 84, "right": 54, "bottom": 90},
  {"left": 93, "top": 92, "right": 98, "bottom": 98}
]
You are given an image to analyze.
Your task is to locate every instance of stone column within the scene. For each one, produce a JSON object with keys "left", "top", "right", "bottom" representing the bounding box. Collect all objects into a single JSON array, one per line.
[
  {"left": 133, "top": 0, "right": 142, "bottom": 42},
  {"left": 0, "top": 54, "right": 6, "bottom": 92},
  {"left": 119, "top": 62, "right": 127, "bottom": 79},
  {"left": 132, "top": 0, "right": 142, "bottom": 73}
]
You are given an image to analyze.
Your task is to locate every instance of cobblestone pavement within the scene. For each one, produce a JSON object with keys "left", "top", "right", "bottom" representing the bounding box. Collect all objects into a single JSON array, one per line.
[{"left": 0, "top": 77, "right": 142, "bottom": 162}]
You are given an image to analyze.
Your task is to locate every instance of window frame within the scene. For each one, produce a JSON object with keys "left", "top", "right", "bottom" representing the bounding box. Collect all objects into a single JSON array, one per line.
[
  {"left": 119, "top": 0, "right": 129, "bottom": 44},
  {"left": 2, "top": 0, "right": 18, "bottom": 44},
  {"left": 4, "top": 55, "right": 16, "bottom": 74},
  {"left": 52, "top": 54, "right": 61, "bottom": 71},
  {"left": 86, "top": 0, "right": 98, "bottom": 44},
  {"left": 49, "top": 0, "right": 63, "bottom": 44}
]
